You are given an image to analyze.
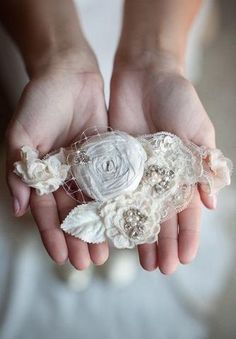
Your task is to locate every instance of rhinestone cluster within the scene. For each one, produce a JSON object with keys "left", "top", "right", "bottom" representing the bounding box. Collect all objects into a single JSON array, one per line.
[
  {"left": 144, "top": 165, "right": 175, "bottom": 195},
  {"left": 73, "top": 150, "right": 90, "bottom": 165},
  {"left": 123, "top": 208, "right": 148, "bottom": 239}
]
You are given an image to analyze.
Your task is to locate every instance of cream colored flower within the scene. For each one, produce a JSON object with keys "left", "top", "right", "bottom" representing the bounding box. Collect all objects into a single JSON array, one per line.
[
  {"left": 14, "top": 146, "right": 69, "bottom": 195},
  {"left": 71, "top": 131, "right": 147, "bottom": 201},
  {"left": 99, "top": 191, "right": 161, "bottom": 248},
  {"left": 201, "top": 149, "right": 233, "bottom": 195}
]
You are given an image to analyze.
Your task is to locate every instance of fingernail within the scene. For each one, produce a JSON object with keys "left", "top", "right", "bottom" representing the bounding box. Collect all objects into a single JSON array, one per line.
[
  {"left": 212, "top": 195, "right": 217, "bottom": 209},
  {"left": 13, "top": 197, "right": 20, "bottom": 215}
]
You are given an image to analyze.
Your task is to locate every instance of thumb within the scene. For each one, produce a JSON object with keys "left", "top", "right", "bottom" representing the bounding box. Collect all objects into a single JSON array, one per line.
[
  {"left": 5, "top": 120, "right": 32, "bottom": 216},
  {"left": 194, "top": 122, "right": 217, "bottom": 210}
]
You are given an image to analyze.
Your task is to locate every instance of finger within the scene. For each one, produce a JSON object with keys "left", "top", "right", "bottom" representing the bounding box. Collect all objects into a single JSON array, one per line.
[
  {"left": 138, "top": 243, "right": 158, "bottom": 271},
  {"left": 190, "top": 115, "right": 216, "bottom": 210},
  {"left": 54, "top": 188, "right": 91, "bottom": 270},
  {"left": 7, "top": 172, "right": 30, "bottom": 216},
  {"left": 30, "top": 190, "right": 68, "bottom": 264},
  {"left": 88, "top": 242, "right": 109, "bottom": 266},
  {"left": 178, "top": 189, "right": 201, "bottom": 264},
  {"left": 198, "top": 184, "right": 217, "bottom": 210},
  {"left": 158, "top": 215, "right": 179, "bottom": 275},
  {"left": 65, "top": 236, "right": 91, "bottom": 270},
  {"left": 192, "top": 119, "right": 216, "bottom": 150},
  {"left": 194, "top": 124, "right": 216, "bottom": 210},
  {"left": 6, "top": 124, "right": 32, "bottom": 216}
]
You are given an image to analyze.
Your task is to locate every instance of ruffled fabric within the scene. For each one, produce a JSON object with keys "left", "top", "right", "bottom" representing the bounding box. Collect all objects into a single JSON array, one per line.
[
  {"left": 200, "top": 149, "right": 233, "bottom": 195},
  {"left": 14, "top": 146, "right": 70, "bottom": 195},
  {"left": 100, "top": 191, "right": 161, "bottom": 248}
]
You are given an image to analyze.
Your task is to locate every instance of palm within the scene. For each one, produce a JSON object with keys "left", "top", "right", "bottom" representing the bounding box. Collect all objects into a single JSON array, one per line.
[
  {"left": 109, "top": 68, "right": 215, "bottom": 273},
  {"left": 14, "top": 71, "right": 106, "bottom": 150},
  {"left": 7, "top": 68, "right": 109, "bottom": 268}
]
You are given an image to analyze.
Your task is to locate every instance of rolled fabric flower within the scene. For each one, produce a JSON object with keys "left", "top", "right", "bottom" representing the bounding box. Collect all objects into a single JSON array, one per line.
[
  {"left": 70, "top": 131, "right": 147, "bottom": 201},
  {"left": 14, "top": 146, "right": 70, "bottom": 195}
]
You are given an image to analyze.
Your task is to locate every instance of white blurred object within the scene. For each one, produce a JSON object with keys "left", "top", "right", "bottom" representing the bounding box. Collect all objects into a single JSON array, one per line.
[
  {"left": 103, "top": 249, "right": 138, "bottom": 288},
  {"left": 186, "top": 0, "right": 219, "bottom": 82},
  {"left": 55, "top": 263, "right": 94, "bottom": 292}
]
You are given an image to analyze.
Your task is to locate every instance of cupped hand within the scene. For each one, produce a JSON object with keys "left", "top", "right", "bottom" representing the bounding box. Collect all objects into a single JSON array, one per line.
[
  {"left": 109, "top": 54, "right": 216, "bottom": 274},
  {"left": 6, "top": 57, "right": 109, "bottom": 268}
]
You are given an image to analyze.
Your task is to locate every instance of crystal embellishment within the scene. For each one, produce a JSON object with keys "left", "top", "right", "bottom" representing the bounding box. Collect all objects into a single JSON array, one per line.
[
  {"left": 73, "top": 150, "right": 90, "bottom": 165},
  {"left": 123, "top": 208, "right": 148, "bottom": 239},
  {"left": 144, "top": 165, "right": 175, "bottom": 194}
]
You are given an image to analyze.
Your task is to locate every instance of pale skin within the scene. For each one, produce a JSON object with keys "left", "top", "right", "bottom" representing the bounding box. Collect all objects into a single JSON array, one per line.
[{"left": 2, "top": 0, "right": 216, "bottom": 273}]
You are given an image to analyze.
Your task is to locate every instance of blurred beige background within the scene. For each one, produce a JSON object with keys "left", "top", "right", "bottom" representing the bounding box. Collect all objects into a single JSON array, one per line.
[{"left": 0, "top": 1, "right": 235, "bottom": 339}]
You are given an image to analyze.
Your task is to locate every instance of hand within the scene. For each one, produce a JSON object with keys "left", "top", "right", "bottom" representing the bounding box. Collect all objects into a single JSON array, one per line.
[
  {"left": 109, "top": 53, "right": 216, "bottom": 274},
  {"left": 6, "top": 55, "right": 109, "bottom": 269}
]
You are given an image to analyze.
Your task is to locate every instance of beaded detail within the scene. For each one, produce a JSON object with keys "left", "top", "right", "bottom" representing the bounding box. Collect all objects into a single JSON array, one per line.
[{"left": 14, "top": 129, "right": 232, "bottom": 248}]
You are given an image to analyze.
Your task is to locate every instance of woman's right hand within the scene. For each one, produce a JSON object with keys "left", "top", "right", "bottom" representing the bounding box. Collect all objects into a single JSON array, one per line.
[{"left": 5, "top": 53, "right": 109, "bottom": 269}]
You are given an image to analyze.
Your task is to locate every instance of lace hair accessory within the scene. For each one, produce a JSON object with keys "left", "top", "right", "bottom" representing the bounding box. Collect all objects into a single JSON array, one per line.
[{"left": 14, "top": 129, "right": 233, "bottom": 249}]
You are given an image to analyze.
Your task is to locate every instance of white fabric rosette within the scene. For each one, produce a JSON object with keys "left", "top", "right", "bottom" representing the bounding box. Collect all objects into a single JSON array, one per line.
[{"left": 71, "top": 131, "right": 147, "bottom": 201}]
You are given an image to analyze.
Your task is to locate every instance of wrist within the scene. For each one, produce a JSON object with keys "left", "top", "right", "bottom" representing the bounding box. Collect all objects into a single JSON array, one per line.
[
  {"left": 1, "top": 0, "right": 100, "bottom": 77},
  {"left": 25, "top": 41, "right": 100, "bottom": 78},
  {"left": 116, "top": 31, "right": 186, "bottom": 71},
  {"left": 113, "top": 48, "right": 184, "bottom": 75},
  {"left": 114, "top": 0, "right": 201, "bottom": 74}
]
